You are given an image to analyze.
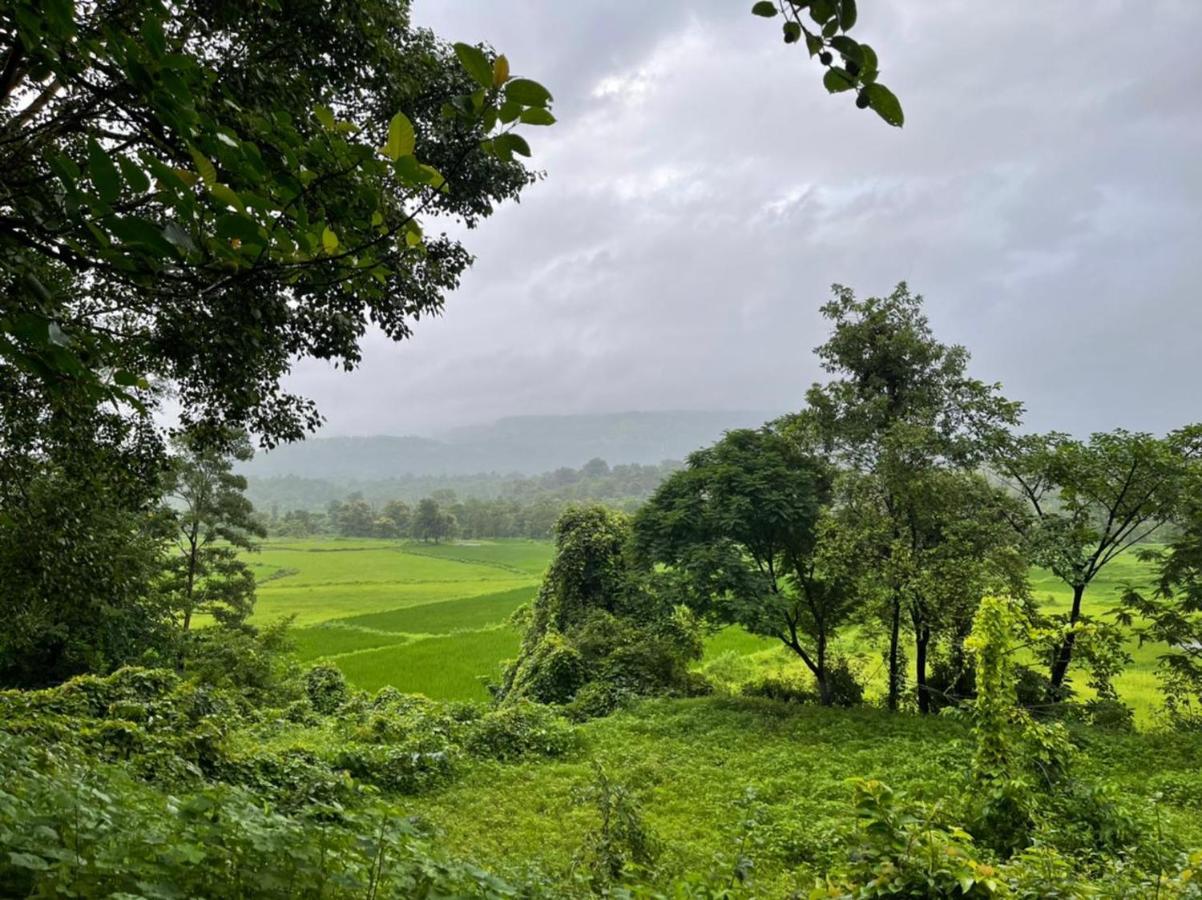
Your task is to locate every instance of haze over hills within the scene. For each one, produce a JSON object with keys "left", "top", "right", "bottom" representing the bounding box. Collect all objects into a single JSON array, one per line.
[{"left": 240, "top": 410, "right": 778, "bottom": 481}]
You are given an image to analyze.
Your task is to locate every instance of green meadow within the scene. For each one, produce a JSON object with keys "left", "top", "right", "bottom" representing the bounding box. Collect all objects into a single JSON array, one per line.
[{"left": 246, "top": 538, "right": 1171, "bottom": 720}]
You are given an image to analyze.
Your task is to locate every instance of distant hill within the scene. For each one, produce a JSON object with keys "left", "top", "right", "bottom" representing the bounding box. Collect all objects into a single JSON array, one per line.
[{"left": 240, "top": 410, "right": 778, "bottom": 480}]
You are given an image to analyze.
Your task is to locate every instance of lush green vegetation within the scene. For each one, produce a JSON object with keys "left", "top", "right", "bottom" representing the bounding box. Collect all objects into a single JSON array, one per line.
[{"left": 4, "top": 0, "right": 1202, "bottom": 896}]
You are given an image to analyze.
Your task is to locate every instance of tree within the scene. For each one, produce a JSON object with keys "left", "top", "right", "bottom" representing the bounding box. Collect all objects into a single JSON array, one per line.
[
  {"left": 635, "top": 426, "right": 860, "bottom": 705},
  {"left": 1119, "top": 468, "right": 1202, "bottom": 728},
  {"left": 165, "top": 431, "right": 266, "bottom": 632},
  {"left": 333, "top": 493, "right": 377, "bottom": 538},
  {"left": 888, "top": 467, "right": 1030, "bottom": 712},
  {"left": 377, "top": 499, "right": 411, "bottom": 538},
  {"left": 0, "top": 0, "right": 552, "bottom": 443},
  {"left": 997, "top": 427, "right": 1201, "bottom": 696},
  {"left": 0, "top": 378, "right": 173, "bottom": 686},
  {"left": 807, "top": 283, "right": 1021, "bottom": 710},
  {"left": 499, "top": 505, "right": 701, "bottom": 713},
  {"left": 411, "top": 497, "right": 454, "bottom": 543},
  {"left": 750, "top": 0, "right": 904, "bottom": 127}
]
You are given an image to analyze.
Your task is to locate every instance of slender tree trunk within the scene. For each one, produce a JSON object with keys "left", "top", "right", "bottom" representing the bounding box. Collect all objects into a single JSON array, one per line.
[
  {"left": 915, "top": 625, "right": 931, "bottom": 714},
  {"left": 816, "top": 631, "right": 831, "bottom": 706},
  {"left": 1048, "top": 582, "right": 1087, "bottom": 695},
  {"left": 887, "top": 590, "right": 902, "bottom": 711}
]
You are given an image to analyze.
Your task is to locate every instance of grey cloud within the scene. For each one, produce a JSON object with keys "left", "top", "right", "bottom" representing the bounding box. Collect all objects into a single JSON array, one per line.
[{"left": 286, "top": 0, "right": 1202, "bottom": 437}]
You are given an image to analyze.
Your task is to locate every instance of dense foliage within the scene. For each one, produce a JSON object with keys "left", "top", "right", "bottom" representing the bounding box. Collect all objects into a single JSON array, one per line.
[{"left": 497, "top": 506, "right": 705, "bottom": 719}]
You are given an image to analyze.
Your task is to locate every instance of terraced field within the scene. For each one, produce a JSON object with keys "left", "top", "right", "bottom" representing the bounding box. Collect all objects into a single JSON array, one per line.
[
  {"left": 247, "top": 539, "right": 552, "bottom": 700},
  {"left": 244, "top": 538, "right": 1170, "bottom": 720}
]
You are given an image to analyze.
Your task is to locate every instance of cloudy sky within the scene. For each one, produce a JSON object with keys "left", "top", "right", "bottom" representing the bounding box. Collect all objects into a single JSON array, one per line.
[{"left": 286, "top": 0, "right": 1202, "bottom": 438}]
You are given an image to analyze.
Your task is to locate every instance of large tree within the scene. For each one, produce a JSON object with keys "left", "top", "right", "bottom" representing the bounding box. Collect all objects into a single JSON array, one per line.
[
  {"left": 1, "top": 0, "right": 551, "bottom": 442},
  {"left": 634, "top": 426, "right": 862, "bottom": 705},
  {"left": 997, "top": 427, "right": 1202, "bottom": 696},
  {"left": 807, "top": 283, "right": 1021, "bottom": 710},
  {"left": 165, "top": 430, "right": 265, "bottom": 632},
  {"left": 0, "top": 378, "right": 172, "bottom": 686}
]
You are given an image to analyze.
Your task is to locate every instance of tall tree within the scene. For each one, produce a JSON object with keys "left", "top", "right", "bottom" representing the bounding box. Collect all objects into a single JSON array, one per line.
[
  {"left": 166, "top": 431, "right": 265, "bottom": 632},
  {"left": 635, "top": 426, "right": 861, "bottom": 705},
  {"left": 998, "top": 428, "right": 1202, "bottom": 695},
  {"left": 807, "top": 283, "right": 1020, "bottom": 710}
]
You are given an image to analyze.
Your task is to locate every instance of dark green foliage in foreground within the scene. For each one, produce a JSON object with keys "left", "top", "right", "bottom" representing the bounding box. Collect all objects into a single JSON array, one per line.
[
  {"left": 498, "top": 505, "right": 705, "bottom": 717},
  {"left": 0, "top": 390, "right": 174, "bottom": 687},
  {"left": 0, "top": 638, "right": 576, "bottom": 897}
]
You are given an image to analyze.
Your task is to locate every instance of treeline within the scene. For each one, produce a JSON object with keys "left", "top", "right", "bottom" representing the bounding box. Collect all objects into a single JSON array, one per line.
[
  {"left": 247, "top": 457, "right": 682, "bottom": 514},
  {"left": 262, "top": 458, "right": 682, "bottom": 540},
  {"left": 495, "top": 284, "right": 1202, "bottom": 731}
]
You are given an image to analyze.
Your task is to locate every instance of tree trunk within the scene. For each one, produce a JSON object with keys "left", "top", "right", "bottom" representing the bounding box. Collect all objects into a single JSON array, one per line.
[
  {"left": 816, "top": 631, "right": 831, "bottom": 706},
  {"left": 887, "top": 591, "right": 902, "bottom": 711},
  {"left": 1048, "top": 582, "right": 1087, "bottom": 695},
  {"left": 915, "top": 626, "right": 931, "bottom": 714}
]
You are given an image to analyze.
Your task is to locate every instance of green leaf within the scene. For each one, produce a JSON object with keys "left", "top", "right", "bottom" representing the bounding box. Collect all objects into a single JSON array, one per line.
[
  {"left": 385, "top": 111, "right": 415, "bottom": 161},
  {"left": 8, "top": 852, "right": 49, "bottom": 871},
  {"left": 453, "top": 42, "right": 494, "bottom": 89},
  {"left": 116, "top": 155, "right": 150, "bottom": 194},
  {"left": 839, "top": 0, "right": 857, "bottom": 30},
  {"left": 189, "top": 147, "right": 217, "bottom": 186},
  {"left": 108, "top": 216, "right": 178, "bottom": 257},
  {"left": 418, "top": 164, "right": 448, "bottom": 192},
  {"left": 751, "top": 1, "right": 777, "bottom": 16},
  {"left": 209, "top": 183, "right": 245, "bottom": 212},
  {"left": 504, "top": 78, "right": 553, "bottom": 107},
  {"left": 87, "top": 138, "right": 121, "bottom": 204},
  {"left": 518, "top": 107, "right": 556, "bottom": 126},
  {"left": 829, "top": 35, "right": 863, "bottom": 65},
  {"left": 493, "top": 133, "right": 531, "bottom": 159},
  {"left": 783, "top": 21, "right": 802, "bottom": 43},
  {"left": 865, "top": 82, "right": 904, "bottom": 126},
  {"left": 322, "top": 226, "right": 339, "bottom": 254},
  {"left": 822, "top": 67, "right": 856, "bottom": 93},
  {"left": 314, "top": 105, "right": 336, "bottom": 130}
]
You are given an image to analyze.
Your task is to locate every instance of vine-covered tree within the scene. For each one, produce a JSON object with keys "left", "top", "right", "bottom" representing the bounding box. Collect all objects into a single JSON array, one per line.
[{"left": 165, "top": 431, "right": 265, "bottom": 632}]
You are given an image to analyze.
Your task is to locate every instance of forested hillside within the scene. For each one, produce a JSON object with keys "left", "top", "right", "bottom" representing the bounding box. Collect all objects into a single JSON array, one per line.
[{"left": 239, "top": 410, "right": 775, "bottom": 480}]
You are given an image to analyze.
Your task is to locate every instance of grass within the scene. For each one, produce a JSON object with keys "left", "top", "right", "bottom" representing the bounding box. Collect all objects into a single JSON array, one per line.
[
  {"left": 243, "top": 539, "right": 550, "bottom": 698},
  {"left": 330, "top": 628, "right": 521, "bottom": 699},
  {"left": 245, "top": 537, "right": 1175, "bottom": 719},
  {"left": 289, "top": 626, "right": 409, "bottom": 662},
  {"left": 335, "top": 586, "right": 535, "bottom": 635},
  {"left": 402, "top": 695, "right": 1202, "bottom": 893}
]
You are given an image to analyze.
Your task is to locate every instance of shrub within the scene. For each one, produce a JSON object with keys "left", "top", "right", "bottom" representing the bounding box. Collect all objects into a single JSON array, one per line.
[
  {"left": 465, "top": 701, "right": 577, "bottom": 760},
  {"left": 304, "top": 663, "right": 349, "bottom": 714},
  {"left": 741, "top": 671, "right": 818, "bottom": 705}
]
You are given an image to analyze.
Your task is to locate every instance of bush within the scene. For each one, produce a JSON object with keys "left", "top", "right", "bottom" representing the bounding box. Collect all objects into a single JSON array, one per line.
[
  {"left": 465, "top": 701, "right": 577, "bottom": 760},
  {"left": 741, "top": 671, "right": 818, "bottom": 705},
  {"left": 304, "top": 663, "right": 349, "bottom": 714}
]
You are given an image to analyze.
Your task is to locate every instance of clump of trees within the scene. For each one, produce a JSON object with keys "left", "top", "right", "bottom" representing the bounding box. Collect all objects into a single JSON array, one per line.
[{"left": 497, "top": 505, "right": 704, "bottom": 718}]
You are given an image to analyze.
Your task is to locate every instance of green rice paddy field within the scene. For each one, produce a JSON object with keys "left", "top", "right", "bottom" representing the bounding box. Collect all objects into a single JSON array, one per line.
[{"left": 245, "top": 538, "right": 1173, "bottom": 722}]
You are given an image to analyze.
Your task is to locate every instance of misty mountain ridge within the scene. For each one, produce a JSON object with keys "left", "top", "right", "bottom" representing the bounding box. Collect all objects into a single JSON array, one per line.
[{"left": 240, "top": 410, "right": 779, "bottom": 480}]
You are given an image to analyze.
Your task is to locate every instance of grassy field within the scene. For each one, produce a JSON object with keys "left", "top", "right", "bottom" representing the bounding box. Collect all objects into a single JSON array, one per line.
[
  {"left": 245, "top": 538, "right": 549, "bottom": 700},
  {"left": 245, "top": 537, "right": 1172, "bottom": 721}
]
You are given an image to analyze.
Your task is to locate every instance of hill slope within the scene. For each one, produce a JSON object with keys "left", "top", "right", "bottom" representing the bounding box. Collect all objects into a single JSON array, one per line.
[{"left": 240, "top": 410, "right": 778, "bottom": 480}]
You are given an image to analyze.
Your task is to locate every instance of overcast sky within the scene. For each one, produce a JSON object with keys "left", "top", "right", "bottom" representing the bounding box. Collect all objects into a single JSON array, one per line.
[{"left": 285, "top": 0, "right": 1202, "bottom": 438}]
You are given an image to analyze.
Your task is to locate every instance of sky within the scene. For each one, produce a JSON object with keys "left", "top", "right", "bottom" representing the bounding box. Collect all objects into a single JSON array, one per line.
[{"left": 285, "top": 0, "right": 1202, "bottom": 438}]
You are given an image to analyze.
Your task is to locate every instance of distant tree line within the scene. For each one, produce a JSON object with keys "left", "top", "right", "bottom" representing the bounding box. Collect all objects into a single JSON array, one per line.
[
  {"left": 246, "top": 458, "right": 682, "bottom": 515},
  {"left": 262, "top": 458, "right": 681, "bottom": 541}
]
